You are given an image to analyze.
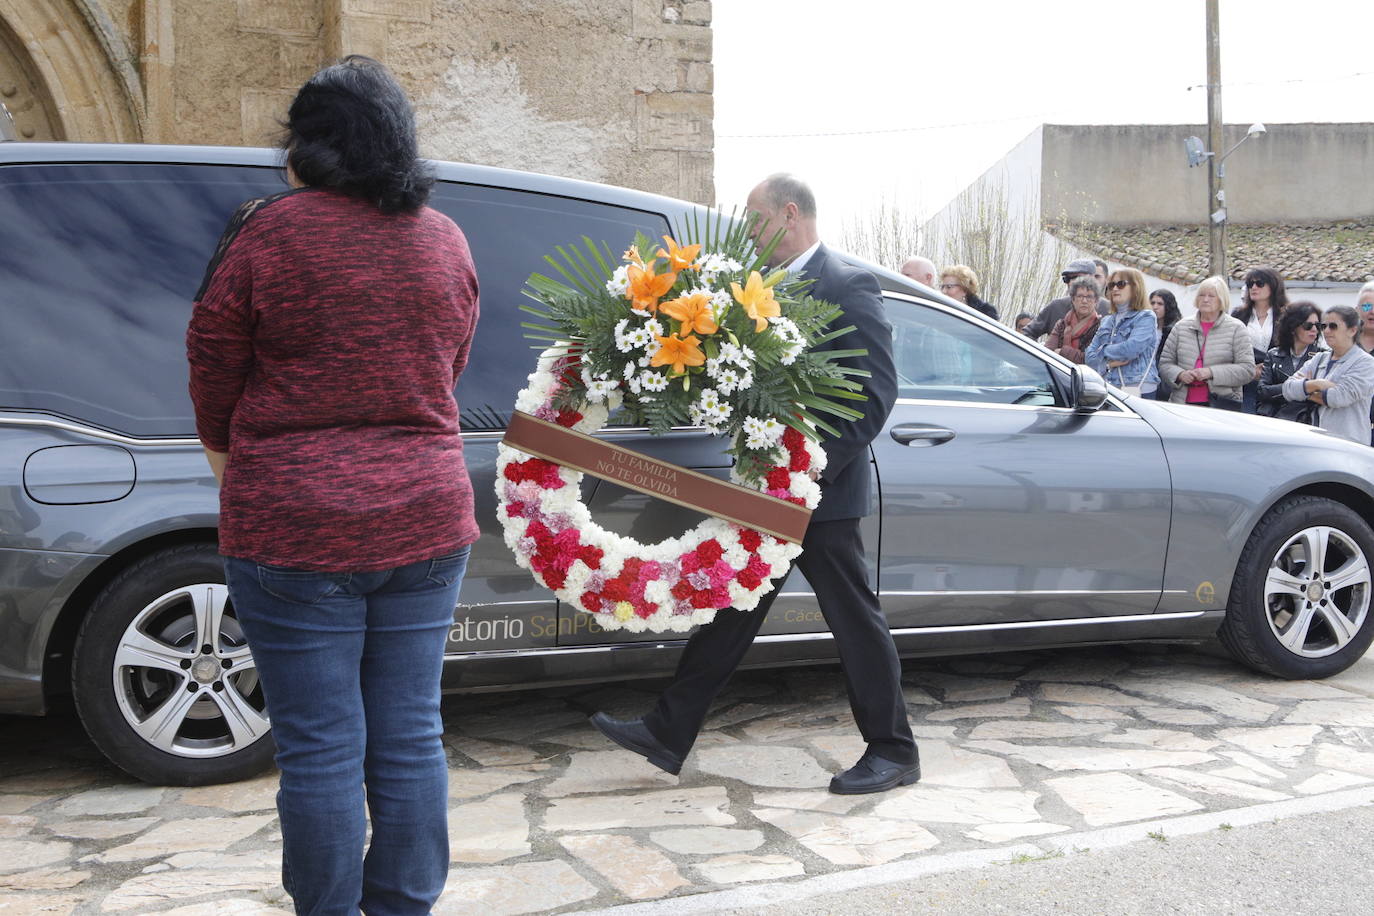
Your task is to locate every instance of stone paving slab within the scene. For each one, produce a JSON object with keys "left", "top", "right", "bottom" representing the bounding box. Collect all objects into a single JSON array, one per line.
[{"left": 4, "top": 645, "right": 1374, "bottom": 914}]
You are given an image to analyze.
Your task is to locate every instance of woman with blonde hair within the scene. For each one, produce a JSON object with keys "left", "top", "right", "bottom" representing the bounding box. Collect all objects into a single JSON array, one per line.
[
  {"left": 1084, "top": 268, "right": 1158, "bottom": 396},
  {"left": 1158, "top": 276, "right": 1255, "bottom": 410},
  {"left": 939, "top": 264, "right": 997, "bottom": 320}
]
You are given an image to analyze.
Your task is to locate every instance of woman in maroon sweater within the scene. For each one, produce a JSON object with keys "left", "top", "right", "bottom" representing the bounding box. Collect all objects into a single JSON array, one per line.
[{"left": 187, "top": 57, "right": 478, "bottom": 916}]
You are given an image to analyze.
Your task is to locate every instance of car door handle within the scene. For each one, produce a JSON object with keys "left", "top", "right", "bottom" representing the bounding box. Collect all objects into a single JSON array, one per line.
[{"left": 890, "top": 424, "right": 956, "bottom": 446}]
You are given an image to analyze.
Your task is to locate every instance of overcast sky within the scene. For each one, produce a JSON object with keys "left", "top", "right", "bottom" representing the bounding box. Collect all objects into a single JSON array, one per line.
[{"left": 713, "top": 0, "right": 1374, "bottom": 235}]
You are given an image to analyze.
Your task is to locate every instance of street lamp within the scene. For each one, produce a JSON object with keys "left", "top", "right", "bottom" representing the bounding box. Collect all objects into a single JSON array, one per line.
[{"left": 1185, "top": 122, "right": 1266, "bottom": 274}]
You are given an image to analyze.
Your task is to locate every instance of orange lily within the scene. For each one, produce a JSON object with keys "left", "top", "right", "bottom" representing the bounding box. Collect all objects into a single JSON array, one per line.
[
  {"left": 655, "top": 235, "right": 702, "bottom": 272},
  {"left": 660, "top": 291, "right": 718, "bottom": 337},
  {"left": 622, "top": 244, "right": 645, "bottom": 268},
  {"left": 650, "top": 334, "right": 705, "bottom": 375},
  {"left": 730, "top": 270, "right": 781, "bottom": 332},
  {"left": 626, "top": 264, "right": 677, "bottom": 313}
]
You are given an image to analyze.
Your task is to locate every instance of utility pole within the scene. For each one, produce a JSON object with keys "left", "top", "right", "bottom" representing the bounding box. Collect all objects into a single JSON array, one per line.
[{"left": 1205, "top": 0, "right": 1225, "bottom": 278}]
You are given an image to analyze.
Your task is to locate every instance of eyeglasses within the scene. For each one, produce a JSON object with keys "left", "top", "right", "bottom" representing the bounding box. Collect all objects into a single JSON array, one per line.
[
  {"left": 1245, "top": 279, "right": 1269, "bottom": 288},
  {"left": 1071, "top": 295, "right": 1098, "bottom": 303},
  {"left": 1360, "top": 302, "right": 1373, "bottom": 311},
  {"left": 1300, "top": 322, "right": 1320, "bottom": 331},
  {"left": 939, "top": 282, "right": 961, "bottom": 290},
  {"left": 1061, "top": 273, "right": 1084, "bottom": 283},
  {"left": 1108, "top": 280, "right": 1131, "bottom": 290},
  {"left": 1321, "top": 322, "right": 1344, "bottom": 331}
]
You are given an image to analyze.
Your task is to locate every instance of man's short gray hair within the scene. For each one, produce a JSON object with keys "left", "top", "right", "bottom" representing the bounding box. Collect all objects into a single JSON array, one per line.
[{"left": 760, "top": 173, "right": 817, "bottom": 218}]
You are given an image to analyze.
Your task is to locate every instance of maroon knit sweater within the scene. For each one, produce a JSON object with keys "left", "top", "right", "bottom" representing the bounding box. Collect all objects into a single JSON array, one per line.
[{"left": 187, "top": 188, "right": 480, "bottom": 571}]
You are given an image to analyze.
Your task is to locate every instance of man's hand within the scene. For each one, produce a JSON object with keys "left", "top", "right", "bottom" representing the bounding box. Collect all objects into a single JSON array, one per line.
[{"left": 203, "top": 448, "right": 228, "bottom": 486}]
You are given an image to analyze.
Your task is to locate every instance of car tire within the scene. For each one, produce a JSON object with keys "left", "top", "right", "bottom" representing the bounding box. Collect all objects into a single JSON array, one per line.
[
  {"left": 71, "top": 543, "right": 275, "bottom": 785},
  {"left": 1220, "top": 495, "right": 1374, "bottom": 679}
]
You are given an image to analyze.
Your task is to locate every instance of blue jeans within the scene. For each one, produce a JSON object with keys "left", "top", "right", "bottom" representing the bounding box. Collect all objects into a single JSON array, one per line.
[{"left": 226, "top": 548, "right": 470, "bottom": 916}]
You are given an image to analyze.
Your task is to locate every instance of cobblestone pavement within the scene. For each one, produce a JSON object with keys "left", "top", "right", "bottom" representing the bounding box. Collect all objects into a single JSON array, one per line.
[{"left": 5, "top": 644, "right": 1374, "bottom": 915}]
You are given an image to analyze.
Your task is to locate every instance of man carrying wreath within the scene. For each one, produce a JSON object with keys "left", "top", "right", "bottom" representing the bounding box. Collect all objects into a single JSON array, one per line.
[{"left": 590, "top": 173, "right": 919, "bottom": 795}]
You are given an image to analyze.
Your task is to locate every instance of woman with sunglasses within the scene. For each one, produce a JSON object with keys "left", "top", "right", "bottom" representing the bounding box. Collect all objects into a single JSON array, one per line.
[
  {"left": 1282, "top": 306, "right": 1374, "bottom": 445},
  {"left": 1257, "top": 302, "right": 1324, "bottom": 420},
  {"left": 1158, "top": 276, "right": 1254, "bottom": 410},
  {"left": 1234, "top": 267, "right": 1288, "bottom": 412},
  {"left": 938, "top": 264, "right": 998, "bottom": 319},
  {"left": 1085, "top": 268, "right": 1159, "bottom": 396},
  {"left": 1355, "top": 282, "right": 1374, "bottom": 354}
]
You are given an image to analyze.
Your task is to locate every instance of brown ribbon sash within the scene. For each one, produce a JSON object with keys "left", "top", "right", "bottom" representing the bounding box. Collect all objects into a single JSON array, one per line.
[{"left": 501, "top": 410, "right": 811, "bottom": 544}]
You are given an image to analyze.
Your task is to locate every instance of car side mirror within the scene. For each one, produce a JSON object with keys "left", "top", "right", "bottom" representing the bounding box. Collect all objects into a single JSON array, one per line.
[{"left": 1070, "top": 365, "right": 1109, "bottom": 413}]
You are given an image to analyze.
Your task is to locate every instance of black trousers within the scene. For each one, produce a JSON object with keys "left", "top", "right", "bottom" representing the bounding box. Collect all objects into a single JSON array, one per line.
[{"left": 643, "top": 517, "right": 916, "bottom": 764}]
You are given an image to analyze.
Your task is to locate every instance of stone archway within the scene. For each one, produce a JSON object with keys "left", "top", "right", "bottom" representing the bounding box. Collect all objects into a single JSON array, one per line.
[
  {"left": 1, "top": 16, "right": 64, "bottom": 140},
  {"left": 0, "top": 0, "right": 142, "bottom": 142}
]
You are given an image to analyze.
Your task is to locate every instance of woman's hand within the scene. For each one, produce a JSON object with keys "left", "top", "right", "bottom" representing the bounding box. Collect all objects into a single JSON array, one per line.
[
  {"left": 1177, "top": 367, "right": 1213, "bottom": 385},
  {"left": 1107, "top": 359, "right": 1129, "bottom": 369},
  {"left": 203, "top": 448, "right": 228, "bottom": 486},
  {"left": 1252, "top": 363, "right": 1263, "bottom": 381},
  {"left": 1307, "top": 378, "right": 1335, "bottom": 404}
]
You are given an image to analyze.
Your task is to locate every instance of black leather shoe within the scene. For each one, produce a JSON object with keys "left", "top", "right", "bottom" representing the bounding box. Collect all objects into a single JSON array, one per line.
[
  {"left": 828, "top": 749, "right": 921, "bottom": 795},
  {"left": 589, "top": 712, "right": 684, "bottom": 776}
]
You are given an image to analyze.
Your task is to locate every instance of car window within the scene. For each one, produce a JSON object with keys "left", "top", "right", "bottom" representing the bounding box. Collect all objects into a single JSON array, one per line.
[
  {"left": 888, "top": 298, "right": 1059, "bottom": 406},
  {"left": 427, "top": 184, "right": 672, "bottom": 430},
  {"left": 0, "top": 163, "right": 286, "bottom": 436}
]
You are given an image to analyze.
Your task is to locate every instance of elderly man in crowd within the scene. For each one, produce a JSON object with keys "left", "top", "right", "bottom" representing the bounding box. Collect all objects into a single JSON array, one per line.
[{"left": 899, "top": 255, "right": 938, "bottom": 289}]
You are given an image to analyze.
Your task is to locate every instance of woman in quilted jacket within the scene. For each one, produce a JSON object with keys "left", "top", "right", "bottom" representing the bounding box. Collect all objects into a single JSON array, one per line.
[{"left": 1158, "top": 276, "right": 1255, "bottom": 409}]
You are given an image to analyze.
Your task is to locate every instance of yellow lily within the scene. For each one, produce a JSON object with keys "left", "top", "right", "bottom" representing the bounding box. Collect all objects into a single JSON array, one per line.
[
  {"left": 626, "top": 264, "right": 678, "bottom": 313},
  {"left": 650, "top": 334, "right": 705, "bottom": 375},
  {"left": 622, "top": 245, "right": 645, "bottom": 268},
  {"left": 660, "top": 291, "right": 718, "bottom": 337},
  {"left": 655, "top": 235, "right": 702, "bottom": 272},
  {"left": 730, "top": 270, "right": 781, "bottom": 332}
]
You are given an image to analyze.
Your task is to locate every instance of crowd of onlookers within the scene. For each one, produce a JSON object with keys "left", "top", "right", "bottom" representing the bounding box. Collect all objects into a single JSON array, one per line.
[{"left": 898, "top": 255, "right": 1374, "bottom": 446}]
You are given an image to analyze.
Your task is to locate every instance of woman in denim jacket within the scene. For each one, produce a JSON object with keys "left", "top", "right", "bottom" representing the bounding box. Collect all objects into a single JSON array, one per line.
[{"left": 1086, "top": 268, "right": 1159, "bottom": 396}]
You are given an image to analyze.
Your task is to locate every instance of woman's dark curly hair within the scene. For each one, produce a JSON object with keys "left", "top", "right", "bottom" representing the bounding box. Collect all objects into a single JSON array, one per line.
[
  {"left": 1275, "top": 300, "right": 1321, "bottom": 352},
  {"left": 1148, "top": 289, "right": 1182, "bottom": 328},
  {"left": 283, "top": 55, "right": 433, "bottom": 213}
]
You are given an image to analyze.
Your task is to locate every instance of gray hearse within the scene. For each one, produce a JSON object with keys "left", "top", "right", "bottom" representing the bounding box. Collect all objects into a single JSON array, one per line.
[{"left": 4, "top": 143, "right": 1374, "bottom": 785}]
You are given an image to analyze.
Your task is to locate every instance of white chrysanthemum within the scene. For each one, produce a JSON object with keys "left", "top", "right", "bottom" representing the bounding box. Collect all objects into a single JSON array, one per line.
[
  {"left": 742, "top": 415, "right": 784, "bottom": 450},
  {"left": 614, "top": 318, "right": 636, "bottom": 353},
  {"left": 710, "top": 288, "right": 734, "bottom": 316},
  {"left": 698, "top": 252, "right": 743, "bottom": 281},
  {"left": 715, "top": 367, "right": 742, "bottom": 395},
  {"left": 606, "top": 265, "right": 630, "bottom": 296},
  {"left": 639, "top": 371, "right": 669, "bottom": 392}
]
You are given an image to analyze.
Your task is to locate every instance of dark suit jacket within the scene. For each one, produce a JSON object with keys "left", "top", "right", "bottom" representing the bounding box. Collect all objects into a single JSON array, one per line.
[{"left": 795, "top": 244, "right": 897, "bottom": 522}]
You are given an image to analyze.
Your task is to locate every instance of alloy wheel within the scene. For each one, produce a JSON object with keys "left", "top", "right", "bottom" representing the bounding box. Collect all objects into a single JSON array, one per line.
[{"left": 111, "top": 583, "right": 270, "bottom": 757}]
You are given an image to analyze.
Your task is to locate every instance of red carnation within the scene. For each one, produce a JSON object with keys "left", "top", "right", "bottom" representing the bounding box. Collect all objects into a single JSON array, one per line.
[
  {"left": 581, "top": 591, "right": 602, "bottom": 612},
  {"left": 690, "top": 591, "right": 714, "bottom": 609},
  {"left": 766, "top": 467, "right": 791, "bottom": 491},
  {"left": 671, "top": 581, "right": 695, "bottom": 600},
  {"left": 783, "top": 426, "right": 805, "bottom": 450},
  {"left": 789, "top": 449, "right": 811, "bottom": 473},
  {"left": 556, "top": 408, "right": 583, "bottom": 428},
  {"left": 696, "top": 539, "right": 724, "bottom": 565},
  {"left": 739, "top": 529, "right": 762, "bottom": 552}
]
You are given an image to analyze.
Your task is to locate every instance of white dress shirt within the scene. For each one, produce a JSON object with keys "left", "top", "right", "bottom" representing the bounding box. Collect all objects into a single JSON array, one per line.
[{"left": 784, "top": 240, "right": 822, "bottom": 276}]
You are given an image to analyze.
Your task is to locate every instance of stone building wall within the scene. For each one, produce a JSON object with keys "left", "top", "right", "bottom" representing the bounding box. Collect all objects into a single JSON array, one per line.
[{"left": 0, "top": 0, "right": 714, "bottom": 203}]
